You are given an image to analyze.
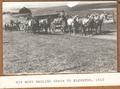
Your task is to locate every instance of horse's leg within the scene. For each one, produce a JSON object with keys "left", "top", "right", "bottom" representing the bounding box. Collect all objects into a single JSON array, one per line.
[
  {"left": 36, "top": 26, "right": 38, "bottom": 33},
  {"left": 89, "top": 27, "right": 91, "bottom": 35},
  {"left": 44, "top": 27, "right": 46, "bottom": 33},
  {"left": 61, "top": 27, "right": 64, "bottom": 33},
  {"left": 87, "top": 27, "right": 89, "bottom": 35},
  {"left": 63, "top": 27, "right": 65, "bottom": 33},
  {"left": 63, "top": 26, "right": 65, "bottom": 33},
  {"left": 86, "top": 25, "right": 88, "bottom": 35},
  {"left": 69, "top": 26, "right": 71, "bottom": 34},
  {"left": 91, "top": 27, "right": 93, "bottom": 35},
  {"left": 88, "top": 27, "right": 90, "bottom": 35},
  {"left": 50, "top": 26, "right": 53, "bottom": 33},
  {"left": 35, "top": 25, "right": 37, "bottom": 33},
  {"left": 71, "top": 26, "right": 73, "bottom": 35},
  {"left": 24, "top": 25, "right": 26, "bottom": 32},
  {"left": 70, "top": 26, "right": 72, "bottom": 34},
  {"left": 86, "top": 27, "right": 88, "bottom": 36},
  {"left": 47, "top": 27, "right": 49, "bottom": 33},
  {"left": 84, "top": 28, "right": 86, "bottom": 36},
  {"left": 31, "top": 26, "right": 34, "bottom": 33},
  {"left": 33, "top": 26, "right": 35, "bottom": 33},
  {"left": 74, "top": 26, "right": 76, "bottom": 35},
  {"left": 83, "top": 27, "right": 86, "bottom": 36},
  {"left": 95, "top": 25, "right": 98, "bottom": 34},
  {"left": 35, "top": 26, "right": 37, "bottom": 33},
  {"left": 82, "top": 26, "right": 84, "bottom": 36},
  {"left": 28, "top": 26, "right": 30, "bottom": 33},
  {"left": 53, "top": 24, "right": 56, "bottom": 33},
  {"left": 73, "top": 27, "right": 76, "bottom": 35},
  {"left": 48, "top": 25, "right": 50, "bottom": 33},
  {"left": 51, "top": 27, "right": 54, "bottom": 33},
  {"left": 17, "top": 25, "right": 19, "bottom": 31},
  {"left": 89, "top": 26, "right": 92, "bottom": 35},
  {"left": 40, "top": 26, "right": 42, "bottom": 33},
  {"left": 29, "top": 26, "right": 31, "bottom": 33},
  {"left": 99, "top": 24, "right": 102, "bottom": 34},
  {"left": 25, "top": 26, "right": 28, "bottom": 32},
  {"left": 81, "top": 27, "right": 83, "bottom": 36},
  {"left": 47, "top": 25, "right": 49, "bottom": 33},
  {"left": 91, "top": 27, "right": 94, "bottom": 35},
  {"left": 69, "top": 26, "right": 72, "bottom": 34}
]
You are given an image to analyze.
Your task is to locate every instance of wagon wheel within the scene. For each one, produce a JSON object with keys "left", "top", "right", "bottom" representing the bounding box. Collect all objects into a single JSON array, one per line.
[{"left": 19, "top": 23, "right": 24, "bottom": 31}]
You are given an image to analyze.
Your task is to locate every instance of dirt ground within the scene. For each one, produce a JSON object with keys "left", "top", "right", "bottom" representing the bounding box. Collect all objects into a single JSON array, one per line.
[{"left": 3, "top": 23, "right": 117, "bottom": 74}]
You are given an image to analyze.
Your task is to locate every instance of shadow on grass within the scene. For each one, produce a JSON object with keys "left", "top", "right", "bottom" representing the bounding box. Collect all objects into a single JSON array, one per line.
[
  {"left": 31, "top": 32, "right": 65, "bottom": 36},
  {"left": 94, "top": 31, "right": 116, "bottom": 36}
]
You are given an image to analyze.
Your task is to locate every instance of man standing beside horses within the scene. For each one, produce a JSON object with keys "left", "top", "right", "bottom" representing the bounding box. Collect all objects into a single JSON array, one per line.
[{"left": 59, "top": 10, "right": 68, "bottom": 33}]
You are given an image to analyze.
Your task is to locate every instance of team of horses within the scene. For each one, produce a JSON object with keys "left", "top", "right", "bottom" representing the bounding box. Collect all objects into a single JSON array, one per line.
[
  {"left": 4, "top": 12, "right": 106, "bottom": 36},
  {"left": 67, "top": 13, "right": 106, "bottom": 35}
]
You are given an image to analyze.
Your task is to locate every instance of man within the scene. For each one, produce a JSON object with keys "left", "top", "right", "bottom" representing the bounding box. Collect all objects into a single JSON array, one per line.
[
  {"left": 10, "top": 20, "right": 14, "bottom": 26},
  {"left": 16, "top": 19, "right": 21, "bottom": 31},
  {"left": 60, "top": 11, "right": 68, "bottom": 32}
]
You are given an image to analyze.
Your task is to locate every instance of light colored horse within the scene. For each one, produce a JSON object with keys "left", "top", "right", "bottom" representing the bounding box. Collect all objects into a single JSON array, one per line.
[
  {"left": 80, "top": 13, "right": 105, "bottom": 36},
  {"left": 24, "top": 18, "right": 38, "bottom": 33},
  {"left": 80, "top": 17, "right": 93, "bottom": 35},
  {"left": 24, "top": 19, "right": 32, "bottom": 32},
  {"left": 67, "top": 15, "right": 80, "bottom": 34},
  {"left": 67, "top": 18, "right": 74, "bottom": 34},
  {"left": 39, "top": 19, "right": 50, "bottom": 33},
  {"left": 51, "top": 17, "right": 66, "bottom": 33}
]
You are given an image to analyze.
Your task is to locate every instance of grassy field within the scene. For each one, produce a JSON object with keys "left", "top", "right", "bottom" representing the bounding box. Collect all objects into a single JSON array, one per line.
[{"left": 3, "top": 23, "right": 117, "bottom": 74}]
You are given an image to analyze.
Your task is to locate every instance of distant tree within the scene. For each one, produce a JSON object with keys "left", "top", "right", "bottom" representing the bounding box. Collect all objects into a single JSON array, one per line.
[{"left": 19, "top": 7, "right": 32, "bottom": 14}]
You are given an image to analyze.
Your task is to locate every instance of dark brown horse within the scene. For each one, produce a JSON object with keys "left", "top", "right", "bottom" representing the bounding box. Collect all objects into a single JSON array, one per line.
[{"left": 93, "top": 13, "right": 105, "bottom": 34}]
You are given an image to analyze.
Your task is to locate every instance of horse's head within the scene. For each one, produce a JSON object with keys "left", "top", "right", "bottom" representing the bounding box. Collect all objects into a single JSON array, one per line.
[
  {"left": 99, "top": 13, "right": 106, "bottom": 20},
  {"left": 72, "top": 15, "right": 79, "bottom": 24},
  {"left": 81, "top": 18, "right": 89, "bottom": 26},
  {"left": 93, "top": 14, "right": 99, "bottom": 20}
]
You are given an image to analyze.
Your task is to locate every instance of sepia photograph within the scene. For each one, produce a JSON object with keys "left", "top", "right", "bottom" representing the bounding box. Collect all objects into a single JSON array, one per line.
[{"left": 3, "top": 1, "right": 117, "bottom": 75}]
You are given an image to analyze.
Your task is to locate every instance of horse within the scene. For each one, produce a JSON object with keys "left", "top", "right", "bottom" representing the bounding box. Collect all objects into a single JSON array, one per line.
[
  {"left": 15, "top": 20, "right": 21, "bottom": 31},
  {"left": 67, "top": 15, "right": 80, "bottom": 34},
  {"left": 92, "top": 13, "right": 105, "bottom": 34},
  {"left": 80, "top": 12, "right": 105, "bottom": 36},
  {"left": 4, "top": 23, "right": 12, "bottom": 31},
  {"left": 4, "top": 20, "right": 20, "bottom": 31},
  {"left": 79, "top": 16, "right": 95, "bottom": 36},
  {"left": 92, "top": 14, "right": 100, "bottom": 34},
  {"left": 26, "top": 18, "right": 39, "bottom": 33},
  {"left": 51, "top": 17, "right": 66, "bottom": 33},
  {"left": 39, "top": 19, "right": 50, "bottom": 33},
  {"left": 4, "top": 20, "right": 15, "bottom": 31},
  {"left": 24, "top": 19, "right": 33, "bottom": 32}
]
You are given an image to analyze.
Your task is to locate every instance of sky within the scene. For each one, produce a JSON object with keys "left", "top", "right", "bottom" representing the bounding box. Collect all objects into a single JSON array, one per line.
[{"left": 3, "top": 1, "right": 116, "bottom": 11}]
